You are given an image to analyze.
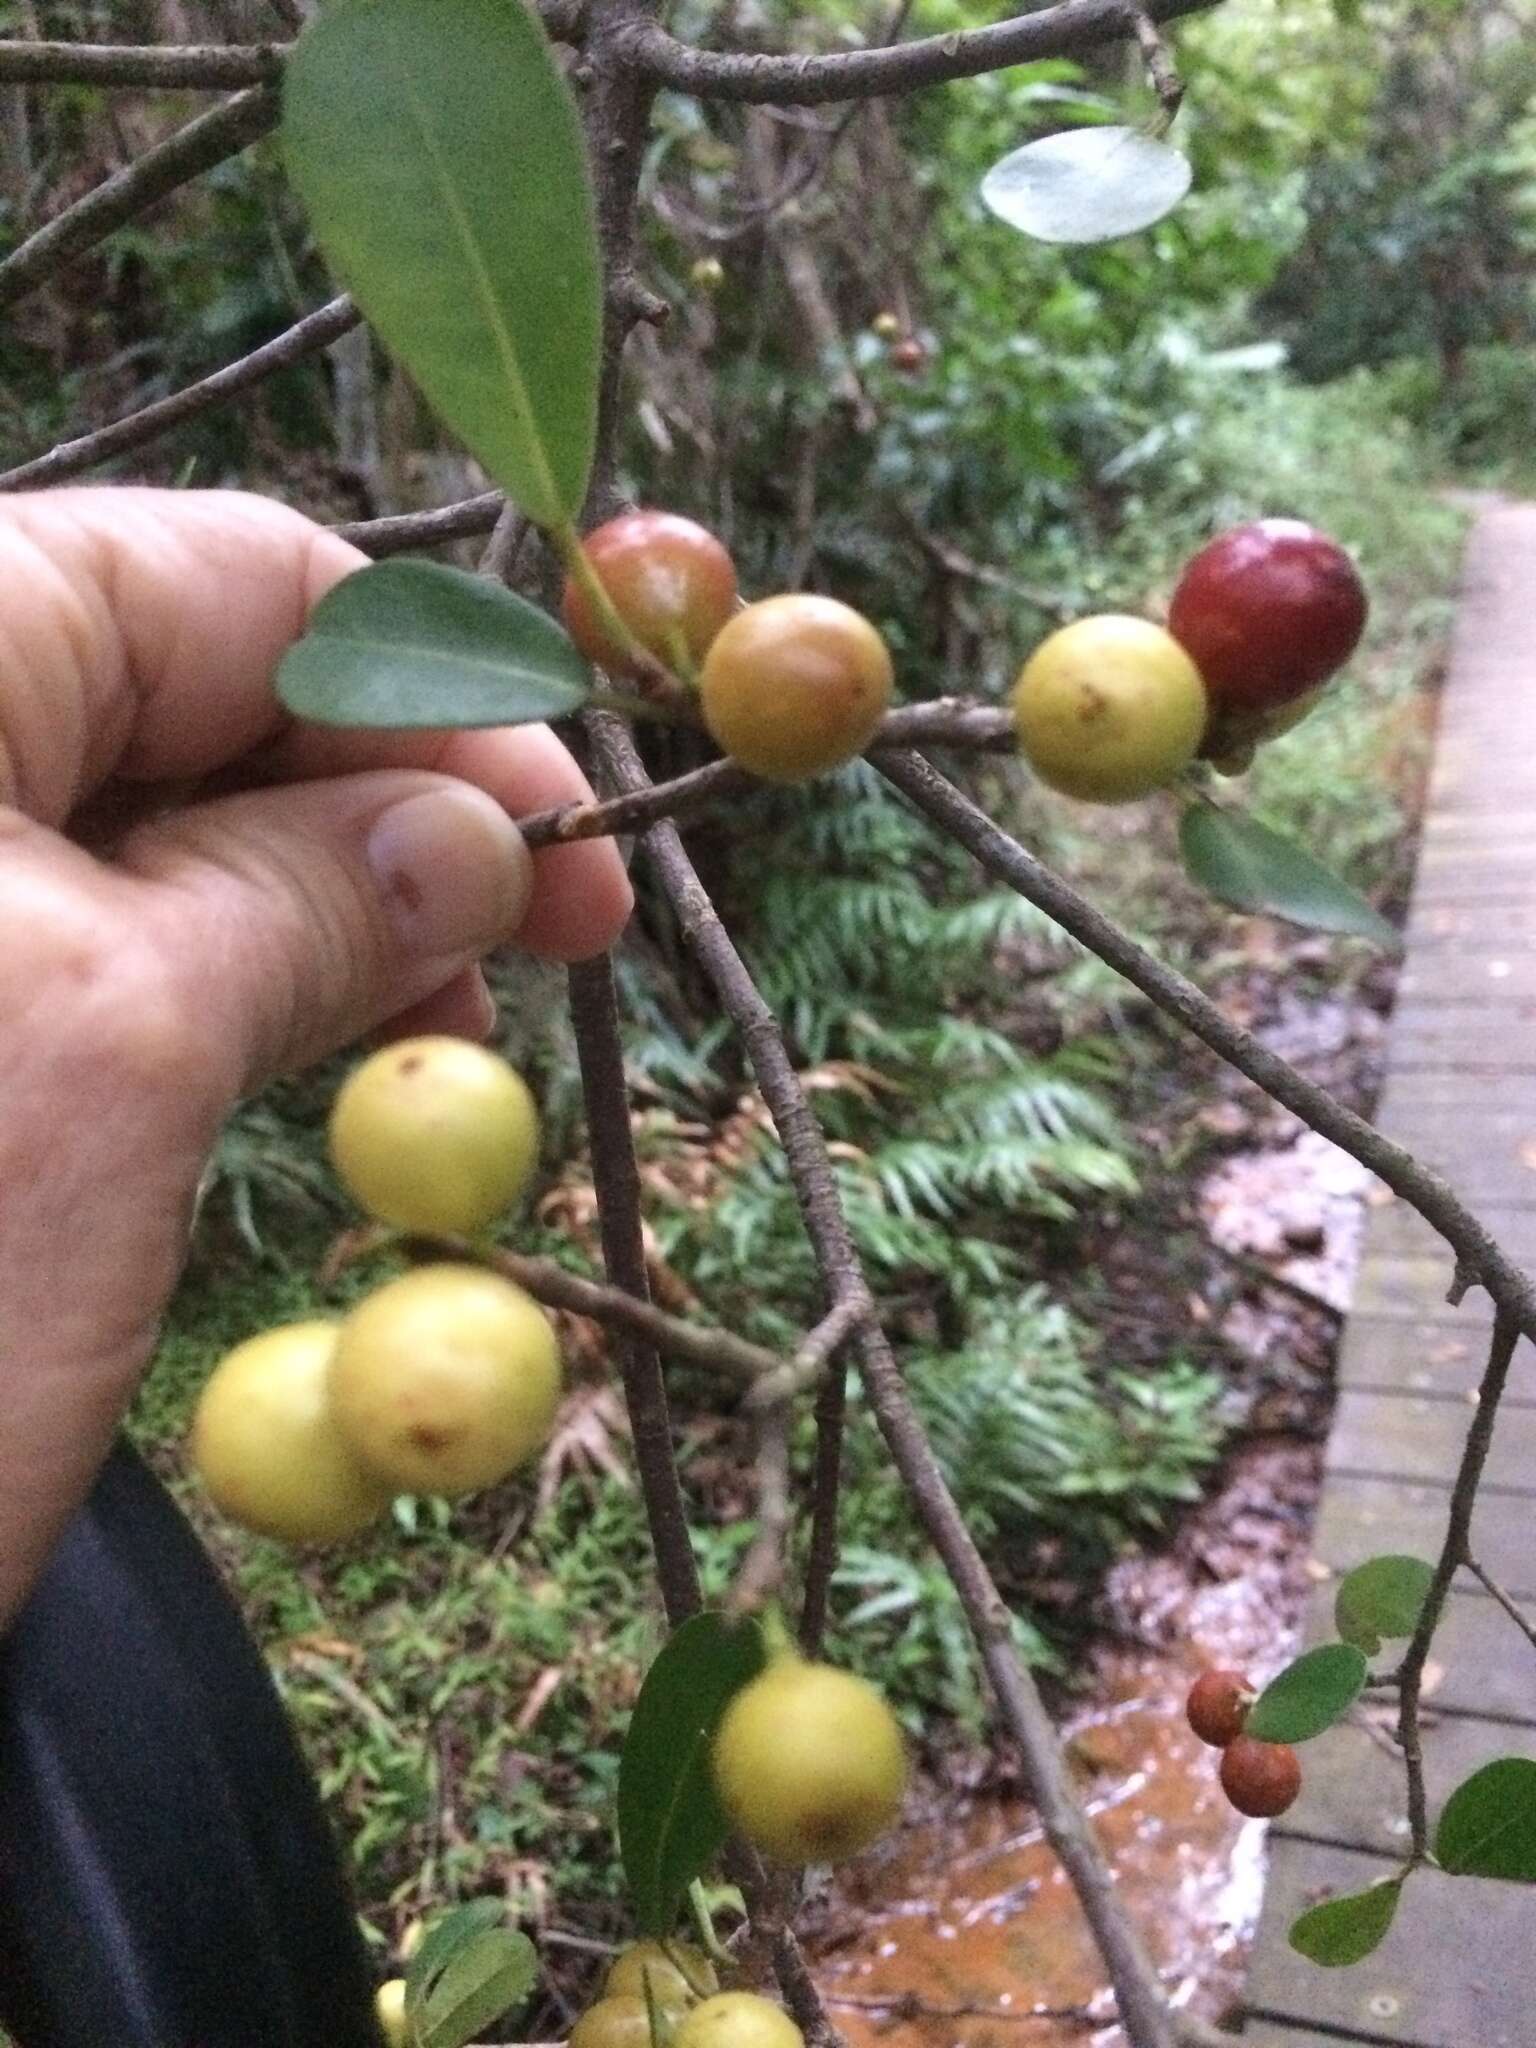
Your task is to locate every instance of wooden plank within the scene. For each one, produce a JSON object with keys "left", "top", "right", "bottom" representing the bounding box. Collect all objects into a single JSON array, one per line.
[
  {"left": 1357, "top": 1196, "right": 1536, "bottom": 1267},
  {"left": 1382, "top": 1004, "right": 1536, "bottom": 1072},
  {"left": 1278, "top": 1711, "right": 1536, "bottom": 1858},
  {"left": 1348, "top": 1257, "right": 1484, "bottom": 1321},
  {"left": 1311, "top": 1477, "right": 1536, "bottom": 1596},
  {"left": 1247, "top": 1838, "right": 1530, "bottom": 2047},
  {"left": 1301, "top": 1586, "right": 1536, "bottom": 1727},
  {"left": 1325, "top": 1389, "right": 1536, "bottom": 1494},
  {"left": 1335, "top": 1317, "right": 1536, "bottom": 1399}
]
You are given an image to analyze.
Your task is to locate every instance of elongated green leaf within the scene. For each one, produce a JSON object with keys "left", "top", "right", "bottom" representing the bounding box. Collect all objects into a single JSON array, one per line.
[
  {"left": 1436, "top": 1757, "right": 1536, "bottom": 1879},
  {"left": 1179, "top": 801, "right": 1401, "bottom": 948},
  {"left": 278, "top": 560, "right": 592, "bottom": 729},
  {"left": 284, "top": 0, "right": 600, "bottom": 527},
  {"left": 1289, "top": 1875, "right": 1404, "bottom": 1966},
  {"left": 416, "top": 1929, "right": 538, "bottom": 2048},
  {"left": 1246, "top": 1643, "right": 1368, "bottom": 1744},
  {"left": 981, "top": 126, "right": 1192, "bottom": 245},
  {"left": 1335, "top": 1555, "right": 1434, "bottom": 1656},
  {"left": 619, "top": 1613, "right": 766, "bottom": 1936}
]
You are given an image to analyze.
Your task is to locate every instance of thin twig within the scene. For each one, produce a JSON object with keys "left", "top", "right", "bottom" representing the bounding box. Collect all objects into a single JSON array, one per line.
[
  {"left": 624, "top": 0, "right": 1216, "bottom": 105},
  {"left": 877, "top": 749, "right": 1536, "bottom": 1346},
  {"left": 590, "top": 713, "right": 1181, "bottom": 2048},
  {"left": 333, "top": 490, "right": 506, "bottom": 556},
  {"left": 0, "top": 296, "right": 359, "bottom": 492},
  {"left": 568, "top": 954, "right": 703, "bottom": 1625},
  {"left": 727, "top": 1402, "right": 794, "bottom": 1614},
  {"left": 0, "top": 87, "right": 280, "bottom": 311},
  {"left": 1397, "top": 1311, "right": 1520, "bottom": 1856},
  {"left": 1465, "top": 1556, "right": 1536, "bottom": 1658},
  {"left": 0, "top": 41, "right": 284, "bottom": 89},
  {"left": 827, "top": 1991, "right": 1097, "bottom": 2026},
  {"left": 1128, "top": 6, "right": 1184, "bottom": 120},
  {"left": 516, "top": 702, "right": 1012, "bottom": 851},
  {"left": 745, "top": 1296, "right": 870, "bottom": 1409}
]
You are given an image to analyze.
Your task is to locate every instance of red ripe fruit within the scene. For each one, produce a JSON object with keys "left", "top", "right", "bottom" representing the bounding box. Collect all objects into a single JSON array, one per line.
[
  {"left": 890, "top": 337, "right": 927, "bottom": 374},
  {"left": 1219, "top": 1735, "right": 1302, "bottom": 1819},
  {"left": 562, "top": 510, "right": 738, "bottom": 677},
  {"left": 1185, "top": 1669, "right": 1253, "bottom": 1749},
  {"left": 1168, "top": 519, "right": 1367, "bottom": 714}
]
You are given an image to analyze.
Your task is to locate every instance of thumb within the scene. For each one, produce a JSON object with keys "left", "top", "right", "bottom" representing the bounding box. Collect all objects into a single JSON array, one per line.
[{"left": 124, "top": 770, "right": 533, "bottom": 1087}]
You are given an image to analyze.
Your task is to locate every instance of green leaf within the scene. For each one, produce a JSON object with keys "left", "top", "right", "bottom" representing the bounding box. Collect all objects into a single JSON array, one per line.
[
  {"left": 416, "top": 1929, "right": 538, "bottom": 2048},
  {"left": 1179, "top": 802, "right": 1401, "bottom": 948},
  {"left": 283, "top": 0, "right": 600, "bottom": 527},
  {"left": 1289, "top": 1875, "right": 1404, "bottom": 1966},
  {"left": 1335, "top": 1555, "right": 1435, "bottom": 1656},
  {"left": 980, "top": 126, "right": 1192, "bottom": 245},
  {"left": 1246, "top": 1643, "right": 1368, "bottom": 1743},
  {"left": 619, "top": 1612, "right": 767, "bottom": 1936},
  {"left": 406, "top": 1901, "right": 509, "bottom": 2019},
  {"left": 1436, "top": 1757, "right": 1536, "bottom": 1879},
  {"left": 277, "top": 560, "right": 592, "bottom": 729}
]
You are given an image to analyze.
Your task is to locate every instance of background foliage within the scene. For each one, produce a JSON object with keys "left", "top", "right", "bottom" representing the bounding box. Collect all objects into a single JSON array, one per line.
[{"left": 1, "top": 0, "right": 1526, "bottom": 1977}]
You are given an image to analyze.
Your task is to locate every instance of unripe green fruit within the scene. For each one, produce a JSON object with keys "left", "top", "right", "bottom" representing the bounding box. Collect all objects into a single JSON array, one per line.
[
  {"left": 329, "top": 1036, "right": 539, "bottom": 1237},
  {"left": 712, "top": 1656, "right": 906, "bottom": 1864},
  {"left": 190, "top": 1322, "right": 392, "bottom": 1545},
  {"left": 1012, "top": 615, "right": 1207, "bottom": 803},
  {"left": 690, "top": 256, "right": 725, "bottom": 293},
  {"left": 674, "top": 1992, "right": 805, "bottom": 2048},
  {"left": 376, "top": 1978, "right": 410, "bottom": 2048},
  {"left": 605, "top": 1941, "right": 718, "bottom": 2007},
  {"left": 329, "top": 1265, "right": 561, "bottom": 1497},
  {"left": 569, "top": 1995, "right": 655, "bottom": 2048}
]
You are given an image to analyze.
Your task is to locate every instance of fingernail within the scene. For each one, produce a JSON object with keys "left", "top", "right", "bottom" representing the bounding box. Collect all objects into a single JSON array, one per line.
[{"left": 367, "top": 785, "right": 532, "bottom": 959}]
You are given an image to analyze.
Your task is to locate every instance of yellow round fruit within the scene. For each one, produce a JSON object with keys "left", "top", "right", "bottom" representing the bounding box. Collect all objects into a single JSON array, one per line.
[
  {"left": 328, "top": 1036, "right": 540, "bottom": 1237},
  {"left": 190, "top": 1322, "right": 393, "bottom": 1545},
  {"left": 329, "top": 1265, "right": 561, "bottom": 1497},
  {"left": 699, "top": 594, "right": 893, "bottom": 784},
  {"left": 375, "top": 1978, "right": 410, "bottom": 2048},
  {"left": 605, "top": 1941, "right": 718, "bottom": 2008},
  {"left": 569, "top": 1995, "right": 655, "bottom": 2048},
  {"left": 1011, "top": 615, "right": 1207, "bottom": 803},
  {"left": 674, "top": 1992, "right": 805, "bottom": 2048},
  {"left": 712, "top": 1656, "right": 906, "bottom": 1865}
]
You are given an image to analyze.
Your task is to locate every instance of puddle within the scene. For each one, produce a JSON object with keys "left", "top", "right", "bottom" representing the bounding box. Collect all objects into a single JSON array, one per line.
[{"left": 813, "top": 1445, "right": 1316, "bottom": 2043}]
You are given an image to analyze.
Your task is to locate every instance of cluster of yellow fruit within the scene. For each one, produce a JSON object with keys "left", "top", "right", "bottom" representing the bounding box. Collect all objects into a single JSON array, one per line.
[
  {"left": 567, "top": 1945, "right": 802, "bottom": 2048},
  {"left": 191, "top": 1037, "right": 562, "bottom": 1544}
]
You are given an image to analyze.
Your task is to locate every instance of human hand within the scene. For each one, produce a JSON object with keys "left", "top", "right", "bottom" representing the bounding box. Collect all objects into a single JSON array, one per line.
[{"left": 0, "top": 488, "right": 632, "bottom": 1621}]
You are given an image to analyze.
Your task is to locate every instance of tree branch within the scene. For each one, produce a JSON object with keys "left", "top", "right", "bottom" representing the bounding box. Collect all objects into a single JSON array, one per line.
[
  {"left": 568, "top": 956, "right": 702, "bottom": 1625},
  {"left": 0, "top": 296, "right": 360, "bottom": 492},
  {"left": 877, "top": 749, "right": 1536, "bottom": 1346},
  {"left": 624, "top": 0, "right": 1216, "bottom": 105},
  {"left": 588, "top": 713, "right": 1181, "bottom": 2048},
  {"left": 1396, "top": 1310, "right": 1520, "bottom": 1857},
  {"left": 0, "top": 41, "right": 283, "bottom": 89},
  {"left": 0, "top": 87, "right": 280, "bottom": 312},
  {"left": 333, "top": 491, "right": 506, "bottom": 557},
  {"left": 515, "top": 702, "right": 1012, "bottom": 852},
  {"left": 1464, "top": 1556, "right": 1536, "bottom": 1659}
]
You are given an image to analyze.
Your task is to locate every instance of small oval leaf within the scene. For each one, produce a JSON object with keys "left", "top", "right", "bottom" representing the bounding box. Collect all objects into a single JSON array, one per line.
[
  {"left": 417, "top": 1928, "right": 538, "bottom": 2048},
  {"left": 1335, "top": 1555, "right": 1435, "bottom": 1656},
  {"left": 406, "top": 1900, "right": 512, "bottom": 2019},
  {"left": 1436, "top": 1757, "right": 1536, "bottom": 1879},
  {"left": 1289, "top": 1875, "right": 1404, "bottom": 1967},
  {"left": 619, "top": 1612, "right": 766, "bottom": 1936},
  {"left": 278, "top": 560, "right": 592, "bottom": 729},
  {"left": 1246, "top": 1643, "right": 1368, "bottom": 1744},
  {"left": 284, "top": 0, "right": 600, "bottom": 526},
  {"left": 980, "top": 125, "right": 1192, "bottom": 245},
  {"left": 1179, "top": 802, "right": 1401, "bottom": 948}
]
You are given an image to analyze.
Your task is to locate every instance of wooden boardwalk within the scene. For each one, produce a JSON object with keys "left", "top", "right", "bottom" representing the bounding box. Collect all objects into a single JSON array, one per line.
[{"left": 1242, "top": 503, "right": 1536, "bottom": 2048}]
